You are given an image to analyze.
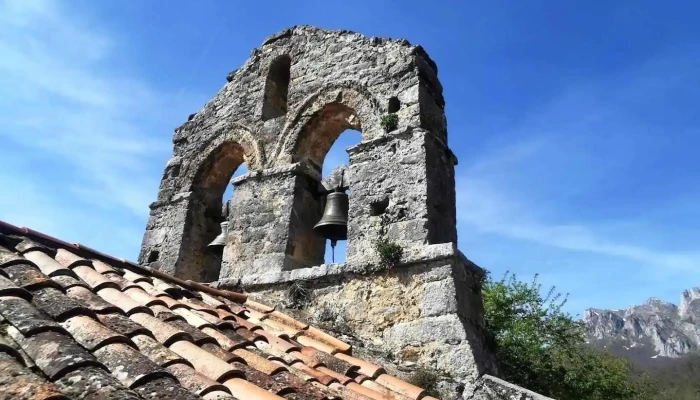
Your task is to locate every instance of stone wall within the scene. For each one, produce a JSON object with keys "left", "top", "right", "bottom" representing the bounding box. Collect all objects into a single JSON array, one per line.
[{"left": 217, "top": 244, "right": 499, "bottom": 399}]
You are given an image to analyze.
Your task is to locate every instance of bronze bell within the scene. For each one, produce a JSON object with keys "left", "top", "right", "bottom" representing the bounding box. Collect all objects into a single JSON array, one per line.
[{"left": 313, "top": 189, "right": 348, "bottom": 243}]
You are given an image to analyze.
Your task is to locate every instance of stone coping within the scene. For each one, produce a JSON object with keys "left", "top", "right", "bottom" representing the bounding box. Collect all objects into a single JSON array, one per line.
[
  {"left": 230, "top": 160, "right": 321, "bottom": 186},
  {"left": 215, "top": 242, "right": 483, "bottom": 289}
]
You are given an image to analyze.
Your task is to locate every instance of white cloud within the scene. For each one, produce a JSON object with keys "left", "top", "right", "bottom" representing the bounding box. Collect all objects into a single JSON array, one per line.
[
  {"left": 456, "top": 43, "right": 700, "bottom": 279},
  {"left": 0, "top": 0, "right": 204, "bottom": 258}
]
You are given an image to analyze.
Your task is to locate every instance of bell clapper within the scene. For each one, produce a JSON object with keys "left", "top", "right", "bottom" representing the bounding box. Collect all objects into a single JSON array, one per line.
[{"left": 330, "top": 239, "right": 337, "bottom": 263}]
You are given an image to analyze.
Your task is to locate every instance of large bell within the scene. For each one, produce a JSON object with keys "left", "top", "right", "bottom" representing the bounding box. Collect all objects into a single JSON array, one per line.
[
  {"left": 207, "top": 221, "right": 229, "bottom": 248},
  {"left": 313, "top": 189, "right": 348, "bottom": 242}
]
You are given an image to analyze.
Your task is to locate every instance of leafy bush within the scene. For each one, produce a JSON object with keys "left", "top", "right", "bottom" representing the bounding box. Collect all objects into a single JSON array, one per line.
[
  {"left": 482, "top": 272, "right": 654, "bottom": 400},
  {"left": 381, "top": 113, "right": 399, "bottom": 132}
]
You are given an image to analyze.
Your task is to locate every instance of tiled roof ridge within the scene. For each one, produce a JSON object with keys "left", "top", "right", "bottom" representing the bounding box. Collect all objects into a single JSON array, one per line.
[
  {"left": 0, "top": 220, "right": 437, "bottom": 400},
  {"left": 0, "top": 219, "right": 248, "bottom": 304}
]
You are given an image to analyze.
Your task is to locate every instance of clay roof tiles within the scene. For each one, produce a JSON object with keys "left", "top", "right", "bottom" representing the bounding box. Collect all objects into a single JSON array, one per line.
[{"left": 0, "top": 220, "right": 432, "bottom": 400}]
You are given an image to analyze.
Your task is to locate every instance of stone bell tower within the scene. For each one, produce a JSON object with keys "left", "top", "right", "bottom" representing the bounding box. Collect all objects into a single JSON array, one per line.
[{"left": 140, "top": 26, "right": 501, "bottom": 398}]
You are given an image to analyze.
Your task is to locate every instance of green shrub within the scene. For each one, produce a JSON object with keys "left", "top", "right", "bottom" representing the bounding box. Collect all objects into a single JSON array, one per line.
[
  {"left": 381, "top": 113, "right": 399, "bottom": 132},
  {"left": 375, "top": 239, "right": 403, "bottom": 268}
]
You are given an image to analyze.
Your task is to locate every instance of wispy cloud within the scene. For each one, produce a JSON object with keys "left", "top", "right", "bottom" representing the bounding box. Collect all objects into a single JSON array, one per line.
[
  {"left": 456, "top": 43, "right": 700, "bottom": 308},
  {"left": 0, "top": 0, "right": 204, "bottom": 258}
]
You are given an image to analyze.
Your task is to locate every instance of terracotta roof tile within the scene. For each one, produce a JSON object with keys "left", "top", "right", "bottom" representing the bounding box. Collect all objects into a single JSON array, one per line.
[
  {"left": 234, "top": 326, "right": 266, "bottom": 342},
  {"left": 200, "top": 291, "right": 227, "bottom": 308},
  {"left": 136, "top": 280, "right": 169, "bottom": 297},
  {"left": 244, "top": 298, "right": 275, "bottom": 313},
  {"left": 296, "top": 335, "right": 339, "bottom": 354},
  {"left": 60, "top": 314, "right": 133, "bottom": 351},
  {"left": 373, "top": 374, "right": 425, "bottom": 400},
  {"left": 169, "top": 340, "right": 243, "bottom": 382},
  {"left": 52, "top": 275, "right": 89, "bottom": 290},
  {"left": 202, "top": 326, "right": 245, "bottom": 351},
  {"left": 359, "top": 380, "right": 413, "bottom": 400},
  {"left": 123, "top": 269, "right": 151, "bottom": 283},
  {"left": 335, "top": 353, "right": 385, "bottom": 378},
  {"left": 130, "top": 312, "right": 193, "bottom": 346},
  {"left": 304, "top": 326, "right": 352, "bottom": 353},
  {"left": 150, "top": 303, "right": 185, "bottom": 321},
  {"left": 54, "top": 248, "right": 91, "bottom": 269},
  {"left": 165, "top": 362, "right": 231, "bottom": 396},
  {"left": 346, "top": 381, "right": 397, "bottom": 400},
  {"left": 268, "top": 310, "right": 309, "bottom": 330},
  {"left": 0, "top": 245, "right": 25, "bottom": 267},
  {"left": 173, "top": 307, "right": 217, "bottom": 329},
  {"left": 72, "top": 265, "right": 120, "bottom": 291},
  {"left": 0, "top": 352, "right": 69, "bottom": 400},
  {"left": 0, "top": 221, "right": 439, "bottom": 400},
  {"left": 30, "top": 286, "right": 94, "bottom": 321},
  {"left": 123, "top": 287, "right": 168, "bottom": 307},
  {"left": 0, "top": 296, "right": 64, "bottom": 336},
  {"left": 97, "top": 312, "right": 153, "bottom": 338},
  {"left": 6, "top": 326, "right": 102, "bottom": 380},
  {"left": 91, "top": 258, "right": 121, "bottom": 275},
  {"left": 158, "top": 293, "right": 189, "bottom": 309},
  {"left": 54, "top": 365, "right": 141, "bottom": 399},
  {"left": 98, "top": 287, "right": 153, "bottom": 315},
  {"left": 93, "top": 342, "right": 172, "bottom": 388},
  {"left": 289, "top": 362, "right": 337, "bottom": 386},
  {"left": 317, "top": 366, "right": 354, "bottom": 385},
  {"left": 106, "top": 273, "right": 142, "bottom": 290},
  {"left": 201, "top": 342, "right": 242, "bottom": 363},
  {"left": 66, "top": 285, "right": 122, "bottom": 314},
  {"left": 202, "top": 389, "right": 236, "bottom": 399},
  {"left": 3, "top": 263, "right": 62, "bottom": 291},
  {"left": 0, "top": 333, "right": 25, "bottom": 364},
  {"left": 64, "top": 285, "right": 116, "bottom": 314},
  {"left": 130, "top": 333, "right": 190, "bottom": 368},
  {"left": 134, "top": 376, "right": 202, "bottom": 399},
  {"left": 223, "top": 377, "right": 285, "bottom": 400},
  {"left": 233, "top": 348, "right": 287, "bottom": 375},
  {"left": 194, "top": 308, "right": 226, "bottom": 323},
  {"left": 168, "top": 318, "right": 218, "bottom": 345},
  {"left": 21, "top": 250, "right": 73, "bottom": 277},
  {"left": 0, "top": 274, "right": 32, "bottom": 300},
  {"left": 328, "top": 382, "right": 375, "bottom": 400}
]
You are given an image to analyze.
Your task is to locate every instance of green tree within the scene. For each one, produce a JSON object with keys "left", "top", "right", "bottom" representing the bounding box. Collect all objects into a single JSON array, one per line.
[{"left": 481, "top": 272, "right": 653, "bottom": 400}]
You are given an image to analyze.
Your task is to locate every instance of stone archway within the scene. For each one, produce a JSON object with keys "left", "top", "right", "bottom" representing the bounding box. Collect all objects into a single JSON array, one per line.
[
  {"left": 172, "top": 125, "right": 264, "bottom": 281},
  {"left": 272, "top": 83, "right": 383, "bottom": 167}
]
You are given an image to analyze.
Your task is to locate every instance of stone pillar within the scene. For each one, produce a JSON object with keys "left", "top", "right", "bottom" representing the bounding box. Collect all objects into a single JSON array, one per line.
[
  {"left": 220, "top": 162, "right": 326, "bottom": 282},
  {"left": 345, "top": 127, "right": 457, "bottom": 268}
]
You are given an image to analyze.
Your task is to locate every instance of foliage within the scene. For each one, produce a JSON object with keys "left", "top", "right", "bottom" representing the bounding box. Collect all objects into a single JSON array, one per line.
[
  {"left": 482, "top": 271, "right": 653, "bottom": 400},
  {"left": 381, "top": 113, "right": 399, "bottom": 132},
  {"left": 408, "top": 368, "right": 441, "bottom": 398},
  {"left": 647, "top": 353, "right": 700, "bottom": 400},
  {"left": 375, "top": 238, "right": 403, "bottom": 269}
]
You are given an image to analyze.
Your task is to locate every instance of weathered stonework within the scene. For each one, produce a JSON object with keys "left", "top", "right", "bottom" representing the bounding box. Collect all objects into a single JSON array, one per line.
[{"left": 140, "top": 25, "right": 550, "bottom": 399}]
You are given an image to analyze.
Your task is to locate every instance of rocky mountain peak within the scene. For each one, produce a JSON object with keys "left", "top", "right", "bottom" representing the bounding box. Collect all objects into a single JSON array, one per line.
[{"left": 584, "top": 288, "right": 700, "bottom": 362}]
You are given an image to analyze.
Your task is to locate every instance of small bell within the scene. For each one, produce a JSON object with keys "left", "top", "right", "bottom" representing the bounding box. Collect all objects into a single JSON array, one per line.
[
  {"left": 207, "top": 221, "right": 229, "bottom": 248},
  {"left": 313, "top": 189, "right": 349, "bottom": 242}
]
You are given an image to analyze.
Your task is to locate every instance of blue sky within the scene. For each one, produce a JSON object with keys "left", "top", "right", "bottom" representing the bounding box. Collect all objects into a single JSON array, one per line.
[{"left": 1, "top": 0, "right": 698, "bottom": 316}]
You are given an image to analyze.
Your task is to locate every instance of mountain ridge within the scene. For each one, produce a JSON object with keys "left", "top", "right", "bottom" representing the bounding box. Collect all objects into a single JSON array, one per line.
[{"left": 584, "top": 287, "right": 700, "bottom": 367}]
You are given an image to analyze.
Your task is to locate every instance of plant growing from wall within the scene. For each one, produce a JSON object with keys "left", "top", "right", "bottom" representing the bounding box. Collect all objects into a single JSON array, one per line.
[
  {"left": 381, "top": 113, "right": 399, "bottom": 132},
  {"left": 285, "top": 280, "right": 312, "bottom": 309},
  {"left": 408, "top": 368, "right": 441, "bottom": 398},
  {"left": 373, "top": 214, "right": 403, "bottom": 270}
]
